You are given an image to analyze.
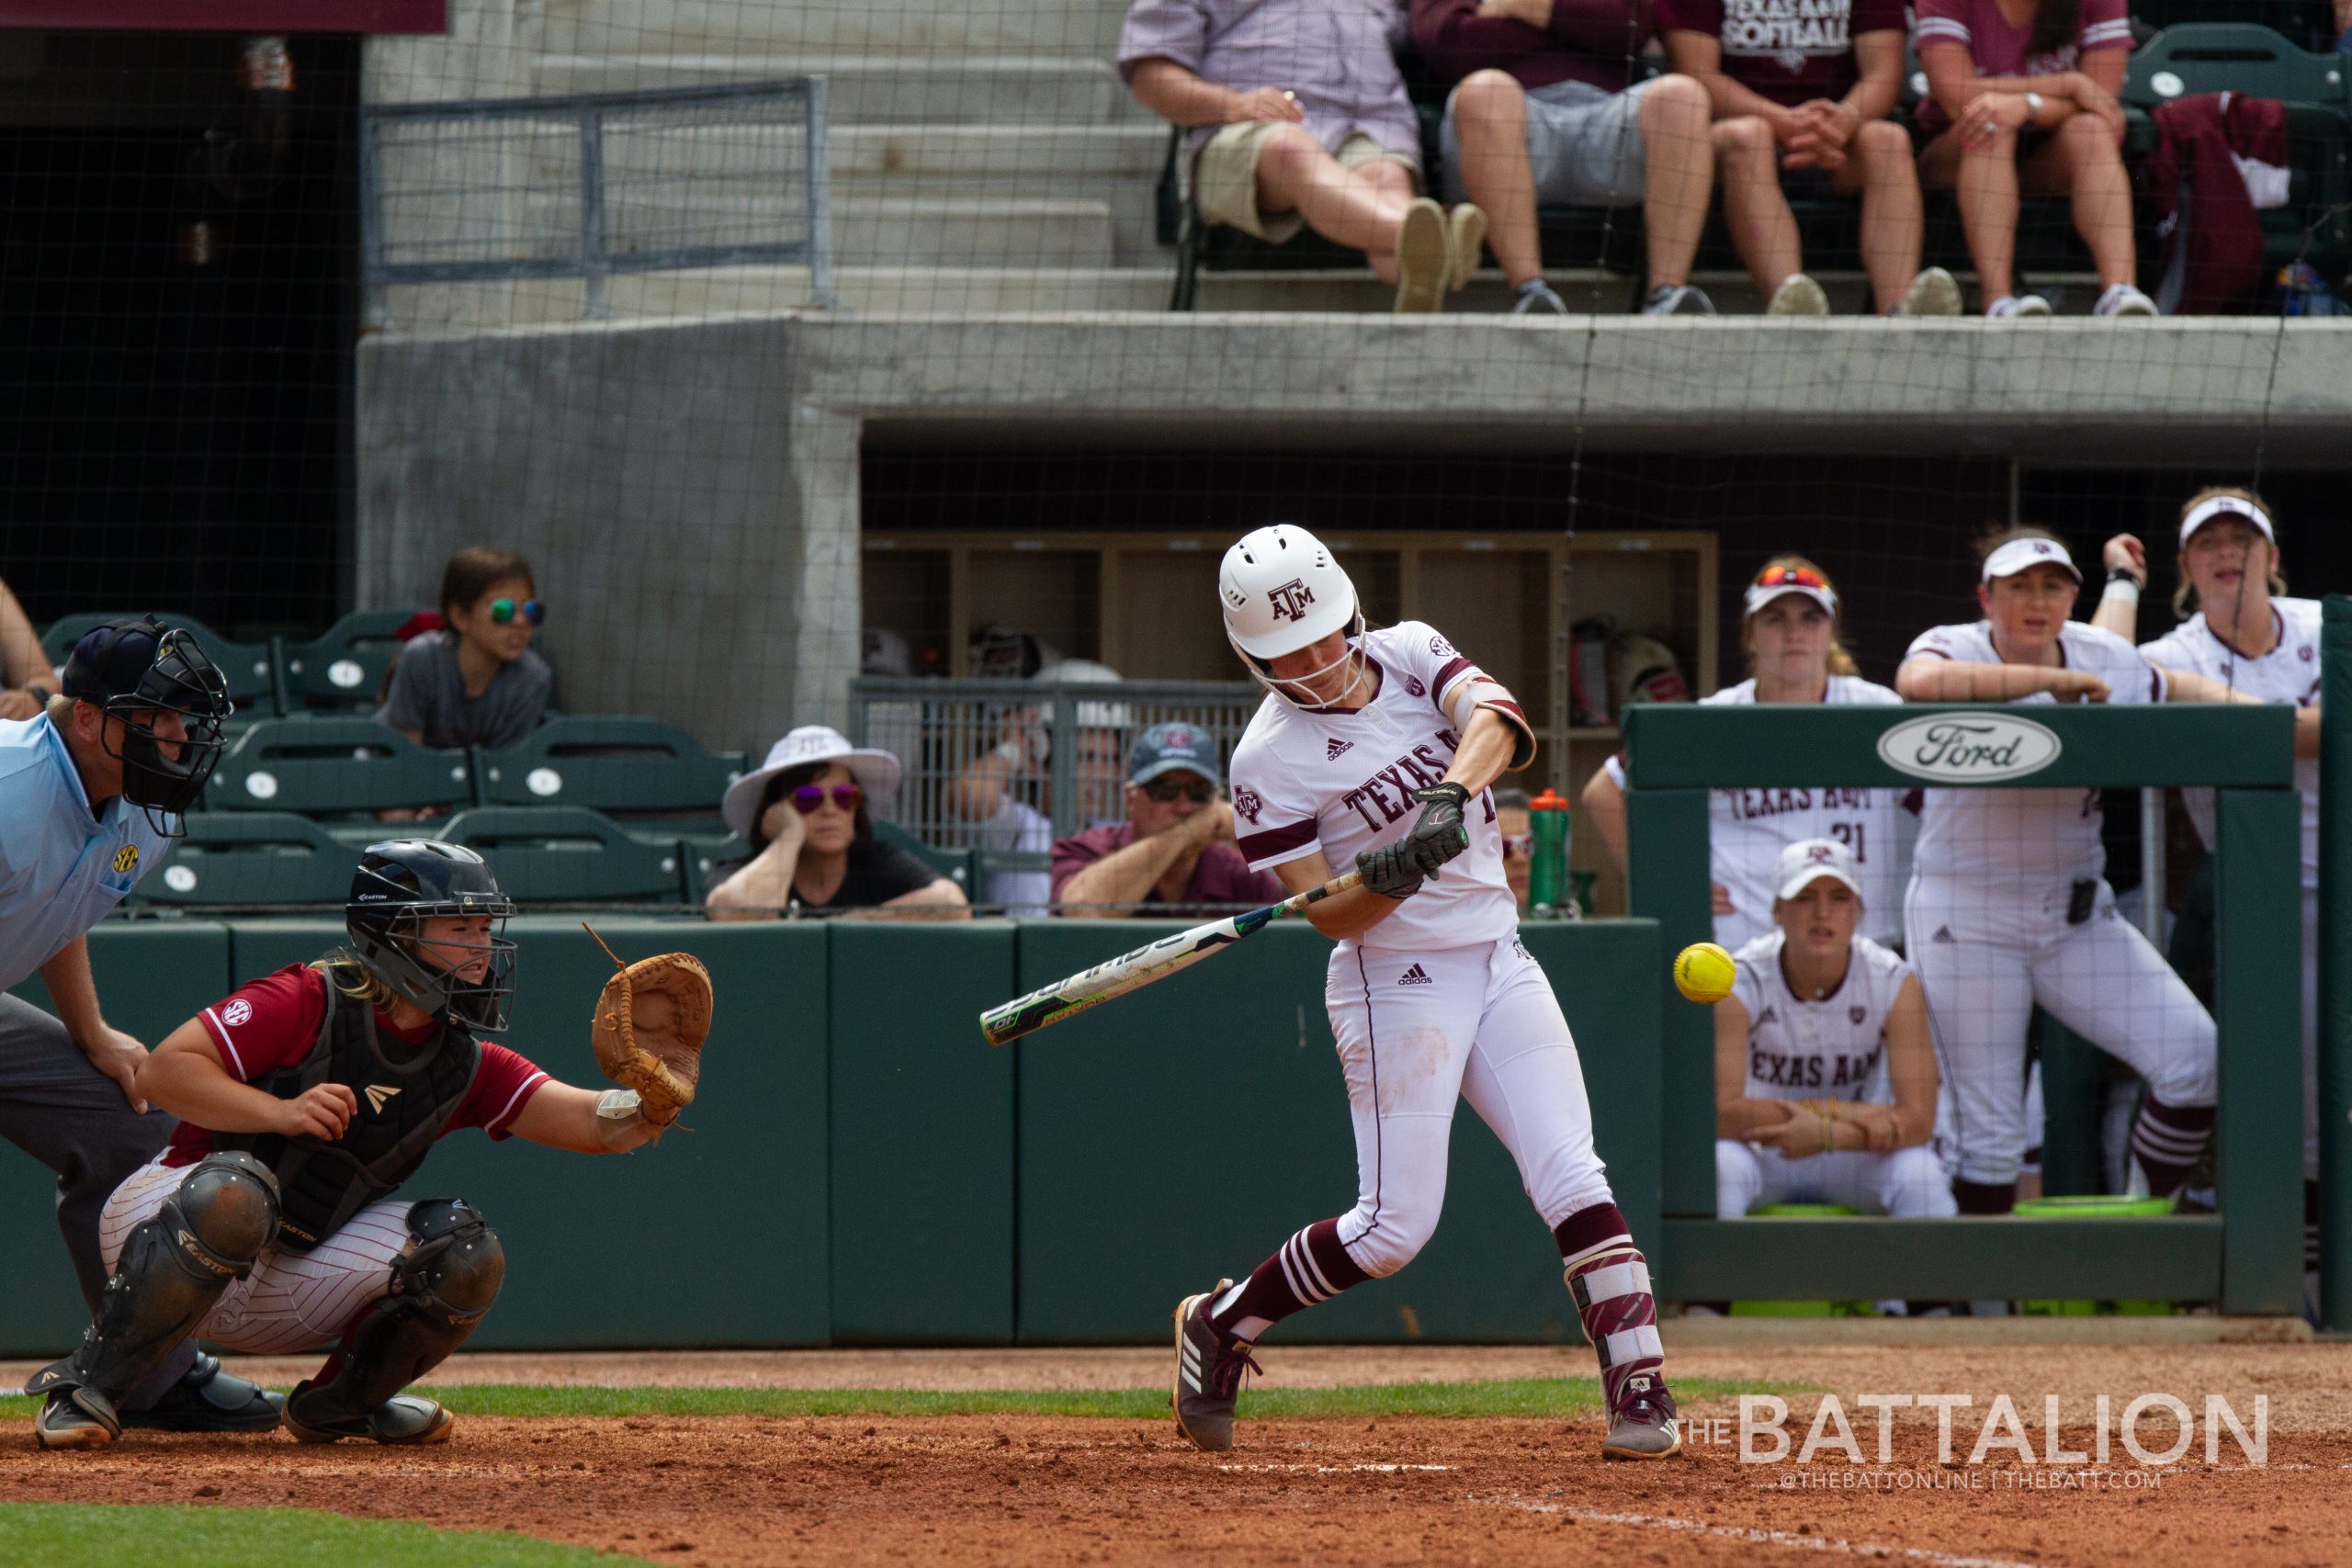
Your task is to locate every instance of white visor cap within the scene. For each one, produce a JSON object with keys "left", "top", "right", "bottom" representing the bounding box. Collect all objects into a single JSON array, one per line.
[
  {"left": 2178, "top": 494, "right": 2276, "bottom": 548},
  {"left": 1743, "top": 579, "right": 1838, "bottom": 622},
  {"left": 1218, "top": 524, "right": 1359, "bottom": 660},
  {"left": 1981, "top": 536, "right": 2082, "bottom": 584},
  {"left": 1772, "top": 837, "right": 1863, "bottom": 904}
]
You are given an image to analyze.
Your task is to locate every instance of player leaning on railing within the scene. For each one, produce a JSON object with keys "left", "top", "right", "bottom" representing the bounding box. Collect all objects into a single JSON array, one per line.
[
  {"left": 2093, "top": 486, "right": 2325, "bottom": 1301},
  {"left": 1895, "top": 528, "right": 2312, "bottom": 1222},
  {"left": 1169, "top": 524, "right": 1682, "bottom": 1461}
]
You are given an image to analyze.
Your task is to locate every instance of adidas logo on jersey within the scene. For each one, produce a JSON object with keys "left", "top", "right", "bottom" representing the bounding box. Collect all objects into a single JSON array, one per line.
[
  {"left": 1932, "top": 926, "right": 1956, "bottom": 944},
  {"left": 1326, "top": 739, "right": 1353, "bottom": 761},
  {"left": 1397, "top": 964, "right": 1433, "bottom": 987},
  {"left": 1756, "top": 1006, "right": 1779, "bottom": 1026},
  {"left": 364, "top": 1084, "right": 401, "bottom": 1114}
]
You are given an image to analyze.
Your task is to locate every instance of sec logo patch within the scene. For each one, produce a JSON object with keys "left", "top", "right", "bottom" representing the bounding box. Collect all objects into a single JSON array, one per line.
[
  {"left": 222, "top": 998, "right": 254, "bottom": 1028},
  {"left": 112, "top": 845, "right": 140, "bottom": 874}
]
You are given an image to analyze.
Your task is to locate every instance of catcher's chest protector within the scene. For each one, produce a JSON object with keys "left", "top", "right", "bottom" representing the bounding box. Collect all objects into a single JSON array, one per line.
[{"left": 217, "top": 979, "right": 481, "bottom": 1250}]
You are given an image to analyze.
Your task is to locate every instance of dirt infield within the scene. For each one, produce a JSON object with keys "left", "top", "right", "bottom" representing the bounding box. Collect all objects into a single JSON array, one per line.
[{"left": 4, "top": 1341, "right": 2349, "bottom": 1567}]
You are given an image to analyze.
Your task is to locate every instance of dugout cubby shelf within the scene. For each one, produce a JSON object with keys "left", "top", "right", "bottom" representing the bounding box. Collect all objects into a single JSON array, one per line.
[{"left": 864, "top": 526, "right": 1716, "bottom": 917}]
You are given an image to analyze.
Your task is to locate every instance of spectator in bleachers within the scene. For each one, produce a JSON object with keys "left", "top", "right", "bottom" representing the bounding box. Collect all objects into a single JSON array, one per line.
[
  {"left": 709, "top": 726, "right": 967, "bottom": 919},
  {"left": 953, "top": 659, "right": 1133, "bottom": 914},
  {"left": 1493, "top": 785, "right": 1534, "bottom": 910},
  {"left": 0, "top": 574, "right": 54, "bottom": 722},
  {"left": 377, "top": 547, "right": 553, "bottom": 751},
  {"left": 1660, "top": 0, "right": 1961, "bottom": 315},
  {"left": 1914, "top": 0, "right": 2157, "bottom": 318},
  {"left": 1119, "top": 0, "right": 1487, "bottom": 312},
  {"left": 1412, "top": 0, "right": 1721, "bottom": 315},
  {"left": 1052, "top": 722, "right": 1283, "bottom": 918}
]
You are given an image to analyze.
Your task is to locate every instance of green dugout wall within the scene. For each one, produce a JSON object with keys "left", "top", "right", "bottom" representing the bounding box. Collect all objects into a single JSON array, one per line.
[
  {"left": 1, "top": 915, "right": 1659, "bottom": 1352},
  {"left": 1620, "top": 702, "right": 2304, "bottom": 1315}
]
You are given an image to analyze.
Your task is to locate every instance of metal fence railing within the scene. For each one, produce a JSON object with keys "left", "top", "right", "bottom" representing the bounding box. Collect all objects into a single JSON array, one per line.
[
  {"left": 360, "top": 79, "right": 835, "bottom": 324},
  {"left": 849, "top": 677, "right": 1264, "bottom": 910}
]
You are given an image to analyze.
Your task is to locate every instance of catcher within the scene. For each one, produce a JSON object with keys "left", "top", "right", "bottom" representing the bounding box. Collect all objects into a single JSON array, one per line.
[{"left": 28, "top": 840, "right": 710, "bottom": 1450}]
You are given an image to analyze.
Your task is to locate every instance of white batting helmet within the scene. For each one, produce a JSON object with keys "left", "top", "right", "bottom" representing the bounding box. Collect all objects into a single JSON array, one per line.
[{"left": 1218, "top": 525, "right": 1368, "bottom": 709}]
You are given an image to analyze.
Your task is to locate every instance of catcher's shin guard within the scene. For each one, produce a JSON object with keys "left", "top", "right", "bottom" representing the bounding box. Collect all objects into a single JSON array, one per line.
[
  {"left": 27, "top": 1154, "right": 279, "bottom": 1424},
  {"left": 288, "top": 1199, "right": 503, "bottom": 1437}
]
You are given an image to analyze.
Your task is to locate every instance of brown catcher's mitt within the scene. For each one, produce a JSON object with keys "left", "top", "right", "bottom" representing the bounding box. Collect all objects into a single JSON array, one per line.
[{"left": 584, "top": 924, "right": 712, "bottom": 1126}]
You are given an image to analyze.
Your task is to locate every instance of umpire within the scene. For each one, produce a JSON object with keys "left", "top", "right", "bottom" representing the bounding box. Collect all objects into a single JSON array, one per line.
[{"left": 0, "top": 616, "right": 277, "bottom": 1432}]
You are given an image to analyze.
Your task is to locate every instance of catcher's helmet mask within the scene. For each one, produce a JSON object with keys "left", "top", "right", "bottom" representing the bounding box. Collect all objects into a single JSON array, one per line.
[
  {"left": 61, "top": 617, "right": 232, "bottom": 837},
  {"left": 346, "top": 840, "right": 519, "bottom": 1032}
]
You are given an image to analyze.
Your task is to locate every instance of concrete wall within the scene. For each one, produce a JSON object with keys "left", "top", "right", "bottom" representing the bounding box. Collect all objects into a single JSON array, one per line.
[{"left": 356, "top": 311, "right": 2352, "bottom": 749}]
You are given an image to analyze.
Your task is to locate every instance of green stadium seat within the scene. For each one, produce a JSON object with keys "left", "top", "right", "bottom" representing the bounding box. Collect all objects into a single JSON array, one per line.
[
  {"left": 435, "top": 806, "right": 686, "bottom": 904},
  {"left": 874, "top": 818, "right": 977, "bottom": 897},
  {"left": 207, "top": 716, "right": 477, "bottom": 818},
  {"left": 476, "top": 716, "right": 747, "bottom": 828},
  {"left": 135, "top": 812, "right": 357, "bottom": 908},
  {"left": 277, "top": 609, "right": 414, "bottom": 713},
  {"left": 41, "top": 611, "right": 280, "bottom": 718}
]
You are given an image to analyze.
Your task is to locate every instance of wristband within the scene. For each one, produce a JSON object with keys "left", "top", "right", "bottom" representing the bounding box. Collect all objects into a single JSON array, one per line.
[{"left": 2100, "top": 570, "right": 2142, "bottom": 610}]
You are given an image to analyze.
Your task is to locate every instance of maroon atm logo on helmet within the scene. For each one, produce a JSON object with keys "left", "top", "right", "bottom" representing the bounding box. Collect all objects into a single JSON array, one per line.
[
  {"left": 1233, "top": 787, "right": 1264, "bottom": 824},
  {"left": 1266, "top": 579, "right": 1317, "bottom": 623}
]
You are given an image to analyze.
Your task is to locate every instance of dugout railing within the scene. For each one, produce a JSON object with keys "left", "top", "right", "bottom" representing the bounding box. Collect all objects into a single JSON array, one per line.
[{"left": 1621, "top": 701, "right": 2305, "bottom": 1315}]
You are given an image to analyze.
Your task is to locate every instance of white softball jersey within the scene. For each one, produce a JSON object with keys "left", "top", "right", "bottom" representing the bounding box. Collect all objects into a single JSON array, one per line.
[
  {"left": 1231, "top": 621, "right": 1521, "bottom": 953},
  {"left": 1727, "top": 931, "right": 1912, "bottom": 1105},
  {"left": 1905, "top": 620, "right": 2165, "bottom": 900},
  {"left": 1603, "top": 676, "right": 1906, "bottom": 950},
  {"left": 2142, "top": 597, "right": 2321, "bottom": 891}
]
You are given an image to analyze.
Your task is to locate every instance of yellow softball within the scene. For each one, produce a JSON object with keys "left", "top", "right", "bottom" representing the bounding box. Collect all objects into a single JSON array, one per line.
[{"left": 1672, "top": 942, "right": 1736, "bottom": 1004}]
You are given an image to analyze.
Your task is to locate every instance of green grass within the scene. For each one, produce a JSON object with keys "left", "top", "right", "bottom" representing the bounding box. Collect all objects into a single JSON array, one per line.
[{"left": 0, "top": 1504, "right": 609, "bottom": 1567}]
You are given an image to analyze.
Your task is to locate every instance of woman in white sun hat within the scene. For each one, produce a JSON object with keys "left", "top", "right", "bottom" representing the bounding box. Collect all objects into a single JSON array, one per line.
[{"left": 707, "top": 727, "right": 967, "bottom": 919}]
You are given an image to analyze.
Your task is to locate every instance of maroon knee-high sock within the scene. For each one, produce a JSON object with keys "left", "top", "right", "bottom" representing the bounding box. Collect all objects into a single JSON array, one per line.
[
  {"left": 2131, "top": 1098, "right": 2214, "bottom": 1199},
  {"left": 1208, "top": 1218, "right": 1370, "bottom": 1342},
  {"left": 1555, "top": 1201, "right": 1666, "bottom": 1415}
]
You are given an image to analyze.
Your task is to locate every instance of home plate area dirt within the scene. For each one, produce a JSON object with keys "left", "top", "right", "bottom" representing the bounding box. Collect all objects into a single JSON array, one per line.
[{"left": 3, "top": 1344, "right": 2348, "bottom": 1567}]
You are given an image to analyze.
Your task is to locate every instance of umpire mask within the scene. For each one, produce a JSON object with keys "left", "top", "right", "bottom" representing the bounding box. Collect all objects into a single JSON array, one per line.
[
  {"left": 62, "top": 617, "right": 232, "bottom": 837},
  {"left": 345, "top": 841, "right": 520, "bottom": 1032}
]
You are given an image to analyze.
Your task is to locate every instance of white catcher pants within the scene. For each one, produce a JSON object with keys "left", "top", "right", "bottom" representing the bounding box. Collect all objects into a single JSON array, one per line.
[
  {"left": 1716, "top": 1140, "right": 1958, "bottom": 1218},
  {"left": 100, "top": 1156, "right": 411, "bottom": 1355},
  {"left": 1905, "top": 875, "right": 2218, "bottom": 1188},
  {"left": 1325, "top": 934, "right": 1615, "bottom": 1279}
]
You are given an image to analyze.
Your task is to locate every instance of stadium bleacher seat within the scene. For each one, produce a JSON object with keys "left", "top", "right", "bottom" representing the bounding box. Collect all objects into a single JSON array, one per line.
[
  {"left": 41, "top": 612, "right": 279, "bottom": 719},
  {"left": 875, "top": 818, "right": 977, "bottom": 897},
  {"left": 436, "top": 806, "right": 685, "bottom": 903},
  {"left": 208, "top": 715, "right": 476, "bottom": 818},
  {"left": 136, "top": 812, "right": 359, "bottom": 908},
  {"left": 2128, "top": 0, "right": 2341, "bottom": 54},
  {"left": 476, "top": 716, "right": 746, "bottom": 828},
  {"left": 277, "top": 609, "right": 414, "bottom": 714}
]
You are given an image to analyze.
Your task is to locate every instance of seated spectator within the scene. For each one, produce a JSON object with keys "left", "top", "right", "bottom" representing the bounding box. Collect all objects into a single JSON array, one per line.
[
  {"left": 378, "top": 547, "right": 553, "bottom": 750},
  {"left": 1492, "top": 785, "right": 1533, "bottom": 910},
  {"left": 953, "top": 659, "right": 1133, "bottom": 914},
  {"left": 1713, "top": 839, "right": 1952, "bottom": 1219},
  {"left": 1412, "top": 0, "right": 1720, "bottom": 315},
  {"left": 0, "top": 573, "right": 55, "bottom": 722},
  {"left": 1660, "top": 0, "right": 1960, "bottom": 316},
  {"left": 1052, "top": 722, "right": 1283, "bottom": 918},
  {"left": 709, "top": 727, "right": 968, "bottom": 919},
  {"left": 1120, "top": 0, "right": 1487, "bottom": 312},
  {"left": 1915, "top": 0, "right": 2155, "bottom": 318}
]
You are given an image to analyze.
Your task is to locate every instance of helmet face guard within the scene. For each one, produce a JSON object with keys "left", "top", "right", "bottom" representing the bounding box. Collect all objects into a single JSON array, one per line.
[
  {"left": 73, "top": 623, "right": 232, "bottom": 836},
  {"left": 1230, "top": 609, "right": 1369, "bottom": 712},
  {"left": 345, "top": 846, "right": 520, "bottom": 1032}
]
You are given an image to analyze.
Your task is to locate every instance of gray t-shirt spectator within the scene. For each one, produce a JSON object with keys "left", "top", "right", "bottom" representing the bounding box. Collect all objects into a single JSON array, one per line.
[
  {"left": 377, "top": 629, "right": 552, "bottom": 750},
  {"left": 1118, "top": 0, "right": 1423, "bottom": 164}
]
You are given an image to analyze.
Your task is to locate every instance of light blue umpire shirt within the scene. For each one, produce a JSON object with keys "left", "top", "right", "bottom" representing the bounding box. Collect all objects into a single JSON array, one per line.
[{"left": 0, "top": 711, "right": 169, "bottom": 994}]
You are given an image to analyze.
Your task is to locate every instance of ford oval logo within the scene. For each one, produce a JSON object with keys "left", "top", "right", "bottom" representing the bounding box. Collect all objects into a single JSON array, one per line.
[{"left": 1876, "top": 713, "right": 2063, "bottom": 783}]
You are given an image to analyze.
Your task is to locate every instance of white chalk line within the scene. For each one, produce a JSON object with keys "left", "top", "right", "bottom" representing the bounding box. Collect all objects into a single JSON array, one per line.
[
  {"left": 1472, "top": 1495, "right": 2065, "bottom": 1568},
  {"left": 1217, "top": 1462, "right": 1456, "bottom": 1474}
]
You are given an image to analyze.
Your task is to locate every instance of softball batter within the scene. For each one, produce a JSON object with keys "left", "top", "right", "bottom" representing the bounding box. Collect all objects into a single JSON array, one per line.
[
  {"left": 1584, "top": 557, "right": 1906, "bottom": 951},
  {"left": 1171, "top": 524, "right": 1679, "bottom": 1461},
  {"left": 1715, "top": 839, "right": 1952, "bottom": 1220},
  {"left": 1896, "top": 530, "right": 2225, "bottom": 1214}
]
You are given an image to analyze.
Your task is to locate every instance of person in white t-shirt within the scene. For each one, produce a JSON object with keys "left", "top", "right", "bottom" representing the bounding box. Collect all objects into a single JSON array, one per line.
[
  {"left": 1715, "top": 838, "right": 1951, "bottom": 1219},
  {"left": 1583, "top": 555, "right": 1906, "bottom": 948},
  {"left": 2091, "top": 486, "right": 2324, "bottom": 1274},
  {"left": 1896, "top": 528, "right": 2262, "bottom": 1217},
  {"left": 1167, "top": 525, "right": 1681, "bottom": 1465}
]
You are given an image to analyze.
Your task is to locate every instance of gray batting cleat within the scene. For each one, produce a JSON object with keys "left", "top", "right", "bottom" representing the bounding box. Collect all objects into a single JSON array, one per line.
[
  {"left": 284, "top": 1380, "right": 455, "bottom": 1446},
  {"left": 1172, "top": 1282, "right": 1261, "bottom": 1453},
  {"left": 1601, "top": 1372, "right": 1683, "bottom": 1461},
  {"left": 34, "top": 1387, "right": 121, "bottom": 1451}
]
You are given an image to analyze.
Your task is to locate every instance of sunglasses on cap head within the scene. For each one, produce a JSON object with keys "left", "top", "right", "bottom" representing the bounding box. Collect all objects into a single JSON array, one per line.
[
  {"left": 1140, "top": 776, "right": 1215, "bottom": 804},
  {"left": 1752, "top": 565, "right": 1829, "bottom": 592},
  {"left": 488, "top": 598, "right": 545, "bottom": 626},
  {"left": 793, "top": 784, "right": 864, "bottom": 814}
]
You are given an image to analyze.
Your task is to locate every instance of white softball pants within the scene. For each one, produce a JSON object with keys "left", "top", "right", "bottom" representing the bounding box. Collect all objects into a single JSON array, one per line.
[
  {"left": 1325, "top": 935, "right": 1615, "bottom": 1279},
  {"left": 1905, "top": 875, "right": 2219, "bottom": 1188},
  {"left": 100, "top": 1156, "right": 410, "bottom": 1355},
  {"left": 1715, "top": 1140, "right": 1959, "bottom": 1218}
]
